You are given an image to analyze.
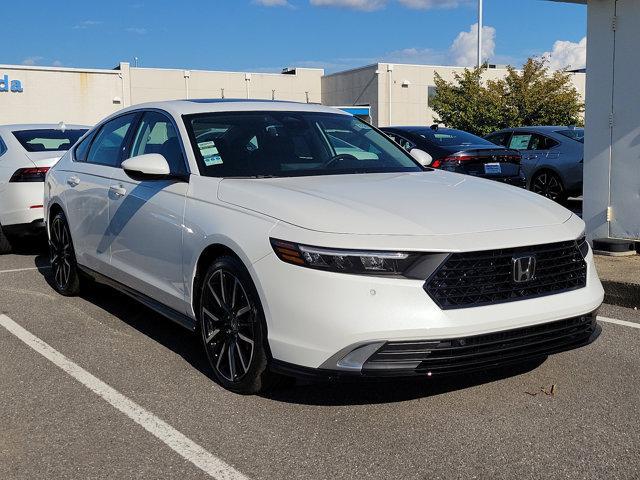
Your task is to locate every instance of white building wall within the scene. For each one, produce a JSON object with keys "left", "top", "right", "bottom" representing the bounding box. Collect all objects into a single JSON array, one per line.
[{"left": 324, "top": 63, "right": 585, "bottom": 128}]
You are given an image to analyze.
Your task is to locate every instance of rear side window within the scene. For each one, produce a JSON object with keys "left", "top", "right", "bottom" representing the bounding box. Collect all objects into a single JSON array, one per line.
[
  {"left": 557, "top": 129, "right": 584, "bottom": 143},
  {"left": 87, "top": 114, "right": 137, "bottom": 167},
  {"left": 529, "top": 134, "right": 559, "bottom": 150},
  {"left": 12, "top": 129, "right": 87, "bottom": 152},
  {"left": 508, "top": 133, "right": 533, "bottom": 150},
  {"left": 0, "top": 135, "right": 6, "bottom": 157}
]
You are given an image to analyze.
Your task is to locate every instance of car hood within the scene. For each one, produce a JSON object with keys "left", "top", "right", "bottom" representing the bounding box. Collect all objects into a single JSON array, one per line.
[
  {"left": 24, "top": 151, "right": 64, "bottom": 168},
  {"left": 217, "top": 171, "right": 573, "bottom": 236}
]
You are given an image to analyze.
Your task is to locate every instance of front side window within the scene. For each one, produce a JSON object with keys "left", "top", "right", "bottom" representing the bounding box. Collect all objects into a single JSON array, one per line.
[
  {"left": 485, "top": 132, "right": 511, "bottom": 147},
  {"left": 129, "top": 111, "right": 186, "bottom": 175},
  {"left": 86, "top": 114, "right": 137, "bottom": 167},
  {"left": 508, "top": 133, "right": 533, "bottom": 150},
  {"left": 186, "top": 111, "right": 422, "bottom": 178},
  {"left": 12, "top": 129, "right": 87, "bottom": 152}
]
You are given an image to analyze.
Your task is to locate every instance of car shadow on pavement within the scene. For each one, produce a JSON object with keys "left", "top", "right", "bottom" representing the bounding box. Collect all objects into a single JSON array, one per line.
[
  {"left": 35, "top": 266, "right": 546, "bottom": 405},
  {"left": 9, "top": 235, "right": 48, "bottom": 257}
]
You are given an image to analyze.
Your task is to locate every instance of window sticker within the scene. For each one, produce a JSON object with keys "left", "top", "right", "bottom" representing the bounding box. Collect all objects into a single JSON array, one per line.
[{"left": 198, "top": 140, "right": 223, "bottom": 166}]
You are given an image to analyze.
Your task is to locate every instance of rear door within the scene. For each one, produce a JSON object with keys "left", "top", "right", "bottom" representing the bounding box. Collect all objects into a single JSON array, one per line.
[
  {"left": 64, "top": 114, "right": 138, "bottom": 273},
  {"left": 105, "top": 110, "right": 189, "bottom": 313}
]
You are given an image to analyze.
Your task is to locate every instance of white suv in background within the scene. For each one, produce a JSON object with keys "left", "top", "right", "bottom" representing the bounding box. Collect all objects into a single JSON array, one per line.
[
  {"left": 0, "top": 124, "right": 88, "bottom": 253},
  {"left": 44, "top": 100, "right": 603, "bottom": 394}
]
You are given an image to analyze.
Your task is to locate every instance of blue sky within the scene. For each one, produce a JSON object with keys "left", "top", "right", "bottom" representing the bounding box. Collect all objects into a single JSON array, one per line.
[{"left": 0, "top": 0, "right": 587, "bottom": 72}]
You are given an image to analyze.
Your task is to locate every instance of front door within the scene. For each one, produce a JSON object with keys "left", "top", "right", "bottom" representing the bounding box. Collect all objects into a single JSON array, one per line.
[
  {"left": 65, "top": 113, "right": 138, "bottom": 273},
  {"left": 105, "top": 111, "right": 189, "bottom": 313}
]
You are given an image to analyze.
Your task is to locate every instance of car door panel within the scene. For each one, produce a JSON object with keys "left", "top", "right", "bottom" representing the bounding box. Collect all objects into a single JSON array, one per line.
[{"left": 104, "top": 111, "right": 189, "bottom": 313}]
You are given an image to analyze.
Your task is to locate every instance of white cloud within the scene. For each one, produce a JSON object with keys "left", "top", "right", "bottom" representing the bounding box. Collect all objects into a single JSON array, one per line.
[
  {"left": 21, "top": 56, "right": 44, "bottom": 66},
  {"left": 397, "top": 0, "right": 471, "bottom": 9},
  {"left": 542, "top": 37, "right": 586, "bottom": 71},
  {"left": 450, "top": 22, "right": 495, "bottom": 67},
  {"left": 126, "top": 27, "right": 148, "bottom": 35},
  {"left": 52, "top": 60, "right": 64, "bottom": 67},
  {"left": 253, "top": 0, "right": 291, "bottom": 6},
  {"left": 73, "top": 20, "right": 102, "bottom": 29},
  {"left": 310, "top": 0, "right": 386, "bottom": 11}
]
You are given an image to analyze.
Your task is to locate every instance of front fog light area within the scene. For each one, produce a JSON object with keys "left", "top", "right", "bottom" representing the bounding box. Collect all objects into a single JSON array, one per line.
[{"left": 270, "top": 238, "right": 449, "bottom": 278}]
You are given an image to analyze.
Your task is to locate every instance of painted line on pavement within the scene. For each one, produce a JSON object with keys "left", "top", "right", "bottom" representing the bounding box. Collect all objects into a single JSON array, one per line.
[
  {"left": 0, "top": 314, "right": 249, "bottom": 480},
  {"left": 598, "top": 316, "right": 640, "bottom": 329},
  {"left": 0, "top": 267, "right": 49, "bottom": 274}
]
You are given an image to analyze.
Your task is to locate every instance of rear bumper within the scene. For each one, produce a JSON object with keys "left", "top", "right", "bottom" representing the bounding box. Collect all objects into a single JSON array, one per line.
[
  {"left": 2, "top": 219, "right": 46, "bottom": 237},
  {"left": 270, "top": 311, "right": 600, "bottom": 380},
  {"left": 0, "top": 182, "right": 46, "bottom": 227},
  {"left": 488, "top": 175, "right": 527, "bottom": 188}
]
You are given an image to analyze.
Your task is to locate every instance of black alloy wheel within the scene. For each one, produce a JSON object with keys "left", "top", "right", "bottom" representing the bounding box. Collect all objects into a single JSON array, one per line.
[
  {"left": 531, "top": 171, "right": 566, "bottom": 203},
  {"left": 200, "top": 256, "right": 275, "bottom": 394},
  {"left": 49, "top": 212, "right": 81, "bottom": 296}
]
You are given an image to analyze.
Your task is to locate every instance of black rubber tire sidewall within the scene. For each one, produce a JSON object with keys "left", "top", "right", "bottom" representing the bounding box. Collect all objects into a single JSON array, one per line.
[
  {"left": 199, "top": 255, "right": 273, "bottom": 394},
  {"left": 50, "top": 212, "right": 82, "bottom": 297}
]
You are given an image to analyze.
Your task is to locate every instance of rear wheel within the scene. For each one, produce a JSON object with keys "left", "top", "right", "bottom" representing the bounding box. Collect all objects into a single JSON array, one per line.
[
  {"left": 49, "top": 211, "right": 81, "bottom": 296},
  {"left": 531, "top": 171, "right": 566, "bottom": 203},
  {"left": 199, "top": 256, "right": 276, "bottom": 394},
  {"left": 0, "top": 224, "right": 12, "bottom": 254}
]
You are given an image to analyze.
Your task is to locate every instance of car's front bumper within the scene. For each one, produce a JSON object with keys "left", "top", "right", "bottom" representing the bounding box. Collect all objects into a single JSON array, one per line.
[{"left": 253, "top": 247, "right": 604, "bottom": 373}]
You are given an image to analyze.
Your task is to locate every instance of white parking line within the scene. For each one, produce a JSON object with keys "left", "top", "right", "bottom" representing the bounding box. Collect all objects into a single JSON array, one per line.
[
  {"left": 597, "top": 316, "right": 640, "bottom": 330},
  {"left": 0, "top": 314, "right": 249, "bottom": 480},
  {"left": 0, "top": 267, "right": 49, "bottom": 274}
]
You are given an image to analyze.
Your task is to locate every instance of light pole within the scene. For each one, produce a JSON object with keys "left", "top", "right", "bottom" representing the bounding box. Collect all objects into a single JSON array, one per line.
[{"left": 477, "top": 0, "right": 483, "bottom": 68}]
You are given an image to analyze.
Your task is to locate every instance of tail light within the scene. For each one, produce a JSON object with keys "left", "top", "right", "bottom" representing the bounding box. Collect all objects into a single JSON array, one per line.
[{"left": 9, "top": 167, "right": 50, "bottom": 183}]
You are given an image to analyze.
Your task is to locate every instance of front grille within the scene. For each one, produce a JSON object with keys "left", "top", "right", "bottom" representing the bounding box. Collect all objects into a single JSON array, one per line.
[
  {"left": 425, "top": 240, "right": 587, "bottom": 310},
  {"left": 362, "top": 313, "right": 597, "bottom": 375}
]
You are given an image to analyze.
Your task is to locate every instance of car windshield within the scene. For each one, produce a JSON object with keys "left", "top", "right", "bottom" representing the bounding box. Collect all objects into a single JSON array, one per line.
[
  {"left": 186, "top": 111, "right": 422, "bottom": 178},
  {"left": 12, "top": 129, "right": 87, "bottom": 152},
  {"left": 413, "top": 128, "right": 494, "bottom": 147},
  {"left": 556, "top": 129, "right": 584, "bottom": 143}
]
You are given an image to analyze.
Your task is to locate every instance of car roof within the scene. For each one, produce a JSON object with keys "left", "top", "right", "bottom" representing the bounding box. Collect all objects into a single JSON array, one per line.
[
  {"left": 382, "top": 126, "right": 464, "bottom": 134},
  {"left": 0, "top": 123, "right": 90, "bottom": 134},
  {"left": 494, "top": 126, "right": 583, "bottom": 134},
  {"left": 112, "top": 99, "right": 349, "bottom": 119}
]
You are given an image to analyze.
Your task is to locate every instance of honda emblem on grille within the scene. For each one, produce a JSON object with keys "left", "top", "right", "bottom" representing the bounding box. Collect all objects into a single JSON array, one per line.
[{"left": 512, "top": 255, "right": 536, "bottom": 283}]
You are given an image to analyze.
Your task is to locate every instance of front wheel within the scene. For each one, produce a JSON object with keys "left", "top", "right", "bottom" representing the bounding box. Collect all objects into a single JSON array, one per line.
[
  {"left": 49, "top": 211, "right": 82, "bottom": 296},
  {"left": 530, "top": 171, "right": 566, "bottom": 204},
  {"left": 199, "top": 256, "right": 276, "bottom": 394}
]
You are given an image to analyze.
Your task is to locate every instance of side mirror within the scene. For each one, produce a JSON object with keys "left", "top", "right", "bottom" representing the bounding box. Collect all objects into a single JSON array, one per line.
[
  {"left": 121, "top": 153, "right": 171, "bottom": 180},
  {"left": 410, "top": 148, "right": 433, "bottom": 167}
]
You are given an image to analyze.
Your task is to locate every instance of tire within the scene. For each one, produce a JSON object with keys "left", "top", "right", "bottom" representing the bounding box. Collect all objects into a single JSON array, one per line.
[
  {"left": 0, "top": 224, "right": 11, "bottom": 254},
  {"left": 530, "top": 171, "right": 566, "bottom": 204},
  {"left": 199, "top": 255, "right": 276, "bottom": 394},
  {"left": 49, "top": 211, "right": 82, "bottom": 296}
]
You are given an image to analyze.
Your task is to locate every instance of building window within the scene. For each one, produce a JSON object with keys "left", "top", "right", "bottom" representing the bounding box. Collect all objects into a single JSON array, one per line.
[{"left": 427, "top": 86, "right": 437, "bottom": 107}]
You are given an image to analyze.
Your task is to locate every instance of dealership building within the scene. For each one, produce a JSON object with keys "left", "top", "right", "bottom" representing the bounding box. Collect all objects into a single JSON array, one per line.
[{"left": 0, "top": 61, "right": 585, "bottom": 128}]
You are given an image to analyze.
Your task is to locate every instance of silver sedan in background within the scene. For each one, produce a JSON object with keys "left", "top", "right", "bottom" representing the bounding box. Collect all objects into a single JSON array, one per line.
[{"left": 485, "top": 126, "right": 584, "bottom": 203}]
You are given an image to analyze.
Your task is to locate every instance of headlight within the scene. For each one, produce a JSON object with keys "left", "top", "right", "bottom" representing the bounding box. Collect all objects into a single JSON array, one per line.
[{"left": 270, "top": 238, "right": 448, "bottom": 278}]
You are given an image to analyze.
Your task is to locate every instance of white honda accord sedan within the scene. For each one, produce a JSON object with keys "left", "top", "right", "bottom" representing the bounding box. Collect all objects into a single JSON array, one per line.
[
  {"left": 0, "top": 123, "right": 88, "bottom": 253},
  {"left": 44, "top": 100, "right": 603, "bottom": 394}
]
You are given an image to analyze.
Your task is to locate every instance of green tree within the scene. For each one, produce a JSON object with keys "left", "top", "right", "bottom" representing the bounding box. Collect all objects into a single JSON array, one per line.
[{"left": 430, "top": 58, "right": 584, "bottom": 136}]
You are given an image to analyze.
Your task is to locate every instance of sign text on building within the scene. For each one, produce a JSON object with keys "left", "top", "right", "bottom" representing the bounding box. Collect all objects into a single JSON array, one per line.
[{"left": 0, "top": 75, "right": 23, "bottom": 93}]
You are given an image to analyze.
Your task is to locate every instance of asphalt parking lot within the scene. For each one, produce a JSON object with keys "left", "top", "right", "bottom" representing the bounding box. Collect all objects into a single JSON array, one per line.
[{"left": 1, "top": 240, "right": 639, "bottom": 480}]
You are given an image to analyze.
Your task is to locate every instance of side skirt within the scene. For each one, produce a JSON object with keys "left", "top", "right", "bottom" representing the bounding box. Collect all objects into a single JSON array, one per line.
[{"left": 78, "top": 265, "right": 197, "bottom": 332}]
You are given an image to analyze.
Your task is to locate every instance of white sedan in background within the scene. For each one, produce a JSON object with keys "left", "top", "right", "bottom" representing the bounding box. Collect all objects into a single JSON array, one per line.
[
  {"left": 44, "top": 100, "right": 603, "bottom": 394},
  {"left": 0, "top": 124, "right": 88, "bottom": 253}
]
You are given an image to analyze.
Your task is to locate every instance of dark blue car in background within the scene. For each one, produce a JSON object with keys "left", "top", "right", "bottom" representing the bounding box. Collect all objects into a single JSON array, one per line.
[{"left": 485, "top": 126, "right": 584, "bottom": 203}]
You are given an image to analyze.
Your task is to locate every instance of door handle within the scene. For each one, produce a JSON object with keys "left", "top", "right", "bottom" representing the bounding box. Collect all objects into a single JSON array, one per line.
[
  {"left": 67, "top": 175, "right": 80, "bottom": 187},
  {"left": 109, "top": 184, "right": 127, "bottom": 197}
]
